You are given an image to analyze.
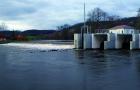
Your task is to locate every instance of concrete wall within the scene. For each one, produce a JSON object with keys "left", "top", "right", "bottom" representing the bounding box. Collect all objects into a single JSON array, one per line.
[
  {"left": 115, "top": 34, "right": 132, "bottom": 50},
  {"left": 104, "top": 33, "right": 116, "bottom": 49},
  {"left": 74, "top": 34, "right": 82, "bottom": 49},
  {"left": 124, "top": 29, "right": 134, "bottom": 34},
  {"left": 92, "top": 34, "right": 107, "bottom": 49},
  {"left": 109, "top": 29, "right": 123, "bottom": 34},
  {"left": 139, "top": 35, "right": 140, "bottom": 49},
  {"left": 109, "top": 29, "right": 136, "bottom": 34},
  {"left": 131, "top": 34, "right": 139, "bottom": 49},
  {"left": 92, "top": 34, "right": 100, "bottom": 49},
  {"left": 115, "top": 34, "right": 122, "bottom": 49},
  {"left": 84, "top": 34, "right": 92, "bottom": 49},
  {"left": 74, "top": 33, "right": 140, "bottom": 50}
]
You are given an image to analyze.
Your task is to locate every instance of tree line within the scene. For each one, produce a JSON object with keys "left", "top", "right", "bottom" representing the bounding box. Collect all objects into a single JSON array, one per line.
[
  {"left": 1, "top": 7, "right": 140, "bottom": 40},
  {"left": 50, "top": 7, "right": 140, "bottom": 40},
  {"left": 58, "top": 7, "right": 140, "bottom": 30}
]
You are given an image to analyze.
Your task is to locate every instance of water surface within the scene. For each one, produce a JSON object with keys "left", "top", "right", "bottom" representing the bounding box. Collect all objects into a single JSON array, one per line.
[{"left": 0, "top": 43, "right": 140, "bottom": 90}]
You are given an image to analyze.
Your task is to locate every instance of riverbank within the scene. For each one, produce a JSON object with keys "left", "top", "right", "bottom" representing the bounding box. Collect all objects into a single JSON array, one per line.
[{"left": 0, "top": 40, "right": 11, "bottom": 44}]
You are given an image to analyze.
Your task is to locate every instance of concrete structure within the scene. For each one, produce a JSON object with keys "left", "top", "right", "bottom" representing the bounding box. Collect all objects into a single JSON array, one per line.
[
  {"left": 109, "top": 25, "right": 139, "bottom": 34},
  {"left": 74, "top": 34, "right": 83, "bottom": 49},
  {"left": 115, "top": 34, "right": 132, "bottom": 49},
  {"left": 84, "top": 34, "right": 92, "bottom": 49},
  {"left": 74, "top": 25, "right": 140, "bottom": 50},
  {"left": 104, "top": 33, "right": 116, "bottom": 49},
  {"left": 92, "top": 33, "right": 107, "bottom": 49}
]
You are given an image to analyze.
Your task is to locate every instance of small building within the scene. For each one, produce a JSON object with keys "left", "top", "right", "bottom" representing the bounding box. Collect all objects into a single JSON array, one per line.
[{"left": 109, "top": 25, "right": 139, "bottom": 34}]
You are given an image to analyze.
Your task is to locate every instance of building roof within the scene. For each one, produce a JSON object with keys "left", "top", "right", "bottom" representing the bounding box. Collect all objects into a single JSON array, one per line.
[{"left": 110, "top": 25, "right": 134, "bottom": 30}]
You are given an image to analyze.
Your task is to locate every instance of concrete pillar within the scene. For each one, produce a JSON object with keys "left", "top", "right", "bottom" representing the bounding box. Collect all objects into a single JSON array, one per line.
[
  {"left": 115, "top": 34, "right": 132, "bottom": 50},
  {"left": 92, "top": 34, "right": 100, "bottom": 49},
  {"left": 104, "top": 33, "right": 116, "bottom": 50},
  {"left": 137, "top": 34, "right": 140, "bottom": 49},
  {"left": 139, "top": 34, "right": 140, "bottom": 49},
  {"left": 131, "top": 34, "right": 139, "bottom": 50},
  {"left": 115, "top": 34, "right": 122, "bottom": 49},
  {"left": 74, "top": 34, "right": 82, "bottom": 49},
  {"left": 92, "top": 34, "right": 107, "bottom": 49},
  {"left": 83, "top": 34, "right": 92, "bottom": 49}
]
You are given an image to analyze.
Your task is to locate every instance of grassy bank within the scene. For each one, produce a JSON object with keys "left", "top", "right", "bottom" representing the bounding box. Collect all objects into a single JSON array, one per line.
[{"left": 0, "top": 40, "right": 12, "bottom": 44}]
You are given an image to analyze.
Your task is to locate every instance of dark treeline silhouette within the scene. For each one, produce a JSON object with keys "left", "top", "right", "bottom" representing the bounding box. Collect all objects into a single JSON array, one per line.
[{"left": 0, "top": 30, "right": 56, "bottom": 40}]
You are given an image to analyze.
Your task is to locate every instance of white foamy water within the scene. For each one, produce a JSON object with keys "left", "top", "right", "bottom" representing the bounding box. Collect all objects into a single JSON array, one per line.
[{"left": 0, "top": 43, "right": 74, "bottom": 50}]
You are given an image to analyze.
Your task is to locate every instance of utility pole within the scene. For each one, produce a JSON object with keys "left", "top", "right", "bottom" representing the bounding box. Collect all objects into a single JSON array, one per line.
[
  {"left": 84, "top": 2, "right": 86, "bottom": 32},
  {"left": 137, "top": 8, "right": 140, "bottom": 17},
  {"left": 82, "top": 2, "right": 88, "bottom": 33}
]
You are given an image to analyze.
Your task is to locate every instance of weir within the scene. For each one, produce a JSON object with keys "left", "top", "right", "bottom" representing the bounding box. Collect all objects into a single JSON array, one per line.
[
  {"left": 131, "top": 34, "right": 139, "bottom": 50},
  {"left": 84, "top": 34, "right": 92, "bottom": 49},
  {"left": 104, "top": 33, "right": 116, "bottom": 50},
  {"left": 74, "top": 25, "right": 140, "bottom": 50},
  {"left": 74, "top": 33, "right": 140, "bottom": 50},
  {"left": 92, "top": 34, "right": 107, "bottom": 50},
  {"left": 74, "top": 34, "right": 83, "bottom": 49},
  {"left": 116, "top": 34, "right": 132, "bottom": 50}
]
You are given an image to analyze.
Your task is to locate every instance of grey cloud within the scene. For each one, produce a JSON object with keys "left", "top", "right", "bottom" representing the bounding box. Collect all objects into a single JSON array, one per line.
[
  {"left": 0, "top": 0, "right": 140, "bottom": 30},
  {"left": 0, "top": 0, "right": 47, "bottom": 20}
]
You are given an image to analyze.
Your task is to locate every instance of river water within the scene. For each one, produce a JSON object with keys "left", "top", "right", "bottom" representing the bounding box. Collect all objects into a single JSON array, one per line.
[{"left": 0, "top": 41, "right": 140, "bottom": 90}]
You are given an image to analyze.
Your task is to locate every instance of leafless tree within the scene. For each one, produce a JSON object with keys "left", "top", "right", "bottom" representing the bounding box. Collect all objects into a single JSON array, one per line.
[
  {"left": 88, "top": 8, "right": 121, "bottom": 22},
  {"left": 88, "top": 8, "right": 108, "bottom": 22}
]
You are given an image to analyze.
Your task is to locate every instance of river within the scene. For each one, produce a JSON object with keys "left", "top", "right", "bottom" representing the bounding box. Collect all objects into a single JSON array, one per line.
[{"left": 0, "top": 40, "right": 140, "bottom": 90}]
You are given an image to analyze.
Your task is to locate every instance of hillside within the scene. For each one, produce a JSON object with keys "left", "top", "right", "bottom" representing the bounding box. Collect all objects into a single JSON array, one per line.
[
  {"left": 0, "top": 17, "right": 139, "bottom": 40},
  {"left": 0, "top": 30, "right": 56, "bottom": 40},
  {"left": 22, "top": 30, "right": 56, "bottom": 36},
  {"left": 45, "top": 17, "right": 139, "bottom": 40}
]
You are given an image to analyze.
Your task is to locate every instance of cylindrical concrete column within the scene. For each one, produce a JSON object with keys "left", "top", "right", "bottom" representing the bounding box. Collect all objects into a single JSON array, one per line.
[
  {"left": 74, "top": 34, "right": 83, "bottom": 49},
  {"left": 83, "top": 34, "right": 92, "bottom": 49}
]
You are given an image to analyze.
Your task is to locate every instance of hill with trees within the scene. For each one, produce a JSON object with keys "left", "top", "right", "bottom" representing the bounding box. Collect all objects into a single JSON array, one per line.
[
  {"left": 1, "top": 8, "right": 140, "bottom": 41},
  {"left": 45, "top": 8, "right": 140, "bottom": 40}
]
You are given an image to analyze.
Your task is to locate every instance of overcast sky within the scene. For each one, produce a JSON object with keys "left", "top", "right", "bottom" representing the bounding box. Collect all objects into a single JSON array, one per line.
[{"left": 0, "top": 0, "right": 140, "bottom": 30}]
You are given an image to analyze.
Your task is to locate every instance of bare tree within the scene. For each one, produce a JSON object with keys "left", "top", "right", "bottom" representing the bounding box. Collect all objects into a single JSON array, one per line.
[
  {"left": 87, "top": 8, "right": 110, "bottom": 30},
  {"left": 88, "top": 7, "right": 121, "bottom": 22},
  {"left": 102, "top": 12, "right": 108, "bottom": 21},
  {"left": 87, "top": 8, "right": 108, "bottom": 22}
]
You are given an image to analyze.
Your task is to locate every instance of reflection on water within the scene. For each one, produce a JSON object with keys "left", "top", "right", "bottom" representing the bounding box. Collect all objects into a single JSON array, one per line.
[
  {"left": 74, "top": 50, "right": 140, "bottom": 90},
  {"left": 0, "top": 45, "right": 140, "bottom": 90}
]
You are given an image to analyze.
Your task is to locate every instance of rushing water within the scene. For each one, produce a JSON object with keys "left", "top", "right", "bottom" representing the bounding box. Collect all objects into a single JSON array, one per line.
[{"left": 0, "top": 41, "right": 140, "bottom": 90}]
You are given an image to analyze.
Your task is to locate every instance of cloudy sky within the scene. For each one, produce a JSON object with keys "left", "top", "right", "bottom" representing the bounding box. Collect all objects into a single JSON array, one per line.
[{"left": 0, "top": 0, "right": 140, "bottom": 31}]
